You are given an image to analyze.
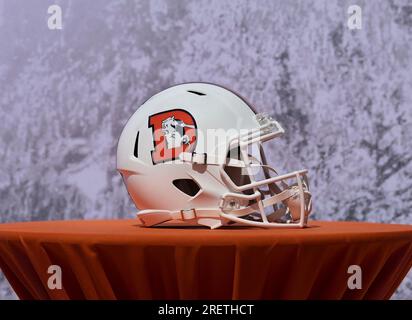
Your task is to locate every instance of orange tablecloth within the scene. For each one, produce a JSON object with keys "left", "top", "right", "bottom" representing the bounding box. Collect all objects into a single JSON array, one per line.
[{"left": 0, "top": 220, "right": 411, "bottom": 300}]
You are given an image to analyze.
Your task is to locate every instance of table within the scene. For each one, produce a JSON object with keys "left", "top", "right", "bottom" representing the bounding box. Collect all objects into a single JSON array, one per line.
[{"left": 0, "top": 220, "right": 411, "bottom": 300}]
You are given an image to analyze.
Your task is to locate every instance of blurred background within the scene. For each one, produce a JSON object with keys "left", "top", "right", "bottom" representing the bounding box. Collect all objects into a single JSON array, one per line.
[{"left": 0, "top": 0, "right": 411, "bottom": 299}]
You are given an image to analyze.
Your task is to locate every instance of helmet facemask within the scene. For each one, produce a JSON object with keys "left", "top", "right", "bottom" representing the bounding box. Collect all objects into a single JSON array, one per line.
[{"left": 215, "top": 113, "right": 312, "bottom": 228}]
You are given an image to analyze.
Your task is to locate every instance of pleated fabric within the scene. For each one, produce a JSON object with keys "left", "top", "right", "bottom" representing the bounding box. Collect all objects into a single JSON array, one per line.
[{"left": 0, "top": 220, "right": 411, "bottom": 300}]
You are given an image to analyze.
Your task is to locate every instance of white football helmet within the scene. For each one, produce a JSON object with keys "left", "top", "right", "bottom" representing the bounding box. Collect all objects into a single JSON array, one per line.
[{"left": 117, "top": 83, "right": 312, "bottom": 229}]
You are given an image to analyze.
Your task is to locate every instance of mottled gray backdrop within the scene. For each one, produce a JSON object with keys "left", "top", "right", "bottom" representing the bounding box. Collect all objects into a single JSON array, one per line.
[{"left": 0, "top": 0, "right": 411, "bottom": 299}]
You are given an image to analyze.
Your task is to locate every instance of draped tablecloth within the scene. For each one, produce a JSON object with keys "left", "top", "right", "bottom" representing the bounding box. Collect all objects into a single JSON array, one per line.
[{"left": 0, "top": 220, "right": 411, "bottom": 300}]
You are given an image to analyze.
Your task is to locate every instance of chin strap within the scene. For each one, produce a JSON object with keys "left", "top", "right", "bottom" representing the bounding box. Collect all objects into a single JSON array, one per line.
[
  {"left": 136, "top": 208, "right": 224, "bottom": 229},
  {"left": 137, "top": 186, "right": 307, "bottom": 229}
]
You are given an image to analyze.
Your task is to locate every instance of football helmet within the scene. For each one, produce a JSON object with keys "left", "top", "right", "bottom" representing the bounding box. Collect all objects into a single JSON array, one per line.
[{"left": 117, "top": 83, "right": 312, "bottom": 229}]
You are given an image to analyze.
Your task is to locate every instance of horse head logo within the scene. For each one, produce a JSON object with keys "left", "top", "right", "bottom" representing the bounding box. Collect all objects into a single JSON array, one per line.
[
  {"left": 161, "top": 116, "right": 195, "bottom": 149},
  {"left": 149, "top": 109, "right": 197, "bottom": 164}
]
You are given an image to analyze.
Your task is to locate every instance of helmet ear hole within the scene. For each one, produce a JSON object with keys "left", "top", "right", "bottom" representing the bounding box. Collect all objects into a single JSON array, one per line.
[{"left": 172, "top": 179, "right": 201, "bottom": 197}]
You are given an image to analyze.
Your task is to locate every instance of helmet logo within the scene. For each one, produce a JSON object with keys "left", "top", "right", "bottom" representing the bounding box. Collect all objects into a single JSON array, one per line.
[
  {"left": 162, "top": 116, "right": 194, "bottom": 149},
  {"left": 149, "top": 109, "right": 197, "bottom": 164}
]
